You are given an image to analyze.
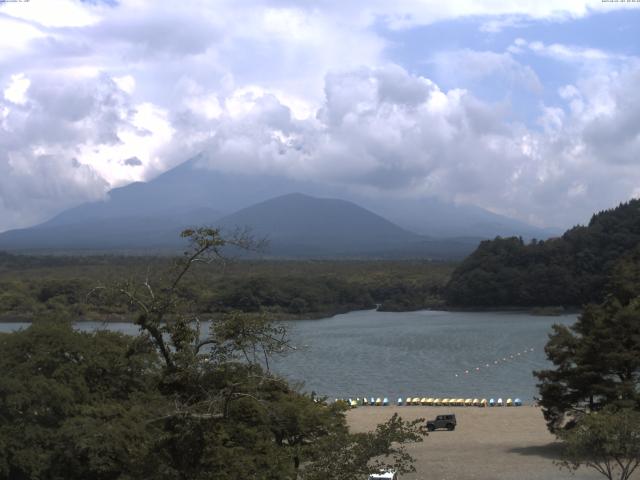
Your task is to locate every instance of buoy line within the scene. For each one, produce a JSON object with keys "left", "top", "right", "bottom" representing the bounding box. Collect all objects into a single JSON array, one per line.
[{"left": 453, "top": 347, "right": 535, "bottom": 378}]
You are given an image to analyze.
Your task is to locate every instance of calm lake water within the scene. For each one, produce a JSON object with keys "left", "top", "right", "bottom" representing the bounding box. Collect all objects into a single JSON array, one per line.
[{"left": 0, "top": 310, "right": 576, "bottom": 403}]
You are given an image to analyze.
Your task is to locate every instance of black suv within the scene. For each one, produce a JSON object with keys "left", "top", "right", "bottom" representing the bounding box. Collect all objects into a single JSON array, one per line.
[{"left": 426, "top": 414, "right": 456, "bottom": 431}]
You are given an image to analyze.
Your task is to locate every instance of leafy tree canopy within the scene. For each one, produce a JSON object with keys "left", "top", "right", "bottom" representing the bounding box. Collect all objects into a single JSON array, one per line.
[
  {"left": 446, "top": 199, "right": 640, "bottom": 307},
  {"left": 0, "top": 227, "right": 427, "bottom": 479},
  {"left": 557, "top": 407, "right": 640, "bottom": 480}
]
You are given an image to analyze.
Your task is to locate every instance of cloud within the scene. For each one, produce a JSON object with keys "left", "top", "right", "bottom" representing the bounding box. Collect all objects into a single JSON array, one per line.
[
  {"left": 0, "top": 71, "right": 173, "bottom": 230},
  {"left": 0, "top": 1, "right": 639, "bottom": 233},
  {"left": 431, "top": 49, "right": 543, "bottom": 93},
  {"left": 3, "top": 73, "right": 30, "bottom": 105},
  {"left": 516, "top": 39, "right": 630, "bottom": 64},
  {"left": 183, "top": 62, "right": 640, "bottom": 228},
  {"left": 123, "top": 156, "right": 142, "bottom": 166}
]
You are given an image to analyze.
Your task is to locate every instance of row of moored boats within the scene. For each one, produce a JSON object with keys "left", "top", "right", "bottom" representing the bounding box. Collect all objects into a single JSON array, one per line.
[{"left": 336, "top": 397, "right": 523, "bottom": 407}]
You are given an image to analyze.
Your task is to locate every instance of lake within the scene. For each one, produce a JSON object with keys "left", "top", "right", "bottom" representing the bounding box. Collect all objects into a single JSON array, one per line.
[{"left": 0, "top": 309, "right": 576, "bottom": 403}]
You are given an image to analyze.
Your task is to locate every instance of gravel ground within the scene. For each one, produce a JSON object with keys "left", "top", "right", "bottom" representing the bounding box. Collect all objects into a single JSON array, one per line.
[{"left": 347, "top": 406, "right": 633, "bottom": 480}]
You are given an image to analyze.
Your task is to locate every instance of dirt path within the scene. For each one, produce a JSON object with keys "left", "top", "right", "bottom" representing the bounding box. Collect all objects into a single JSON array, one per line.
[{"left": 347, "top": 406, "right": 632, "bottom": 480}]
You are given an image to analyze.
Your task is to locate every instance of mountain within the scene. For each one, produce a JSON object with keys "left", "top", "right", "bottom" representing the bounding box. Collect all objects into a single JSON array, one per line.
[
  {"left": 217, "top": 193, "right": 420, "bottom": 256},
  {"left": 0, "top": 207, "right": 223, "bottom": 252},
  {"left": 363, "top": 196, "right": 558, "bottom": 239},
  {"left": 39, "top": 155, "right": 554, "bottom": 237},
  {"left": 445, "top": 199, "right": 640, "bottom": 307},
  {"left": 0, "top": 155, "right": 554, "bottom": 256}
]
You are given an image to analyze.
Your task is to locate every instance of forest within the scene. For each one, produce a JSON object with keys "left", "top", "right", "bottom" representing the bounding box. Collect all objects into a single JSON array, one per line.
[
  {"left": 0, "top": 228, "right": 427, "bottom": 479},
  {"left": 0, "top": 252, "right": 453, "bottom": 322},
  {"left": 445, "top": 199, "right": 640, "bottom": 308}
]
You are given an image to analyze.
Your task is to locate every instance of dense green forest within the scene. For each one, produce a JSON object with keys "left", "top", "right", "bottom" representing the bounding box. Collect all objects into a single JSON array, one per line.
[
  {"left": 0, "top": 229, "right": 426, "bottom": 479},
  {"left": 0, "top": 252, "right": 453, "bottom": 322},
  {"left": 445, "top": 199, "right": 640, "bottom": 307}
]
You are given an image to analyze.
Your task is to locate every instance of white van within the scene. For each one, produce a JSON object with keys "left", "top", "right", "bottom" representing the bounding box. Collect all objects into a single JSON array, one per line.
[{"left": 368, "top": 471, "right": 398, "bottom": 480}]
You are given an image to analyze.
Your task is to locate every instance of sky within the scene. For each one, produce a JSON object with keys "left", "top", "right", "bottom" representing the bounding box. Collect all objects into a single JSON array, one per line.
[{"left": 1, "top": 0, "right": 639, "bottom": 232}]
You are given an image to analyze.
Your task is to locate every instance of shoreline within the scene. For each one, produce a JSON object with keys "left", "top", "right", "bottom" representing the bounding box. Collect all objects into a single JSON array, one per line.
[{"left": 0, "top": 306, "right": 581, "bottom": 324}]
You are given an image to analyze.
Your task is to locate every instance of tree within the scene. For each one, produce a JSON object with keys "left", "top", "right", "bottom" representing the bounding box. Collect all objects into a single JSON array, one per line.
[
  {"left": 98, "top": 226, "right": 427, "bottom": 478},
  {"left": 534, "top": 293, "right": 640, "bottom": 432},
  {"left": 557, "top": 407, "right": 640, "bottom": 480},
  {"left": 0, "top": 228, "right": 428, "bottom": 479},
  {"left": 0, "top": 320, "right": 163, "bottom": 480}
]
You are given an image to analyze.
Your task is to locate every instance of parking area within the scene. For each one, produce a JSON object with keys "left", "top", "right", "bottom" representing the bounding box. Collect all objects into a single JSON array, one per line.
[{"left": 347, "top": 406, "right": 613, "bottom": 480}]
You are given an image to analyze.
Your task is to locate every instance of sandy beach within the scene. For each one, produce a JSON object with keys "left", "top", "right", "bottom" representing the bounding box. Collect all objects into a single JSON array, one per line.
[{"left": 347, "top": 406, "right": 631, "bottom": 480}]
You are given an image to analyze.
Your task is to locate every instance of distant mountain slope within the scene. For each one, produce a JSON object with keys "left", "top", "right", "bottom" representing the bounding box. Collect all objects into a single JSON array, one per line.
[
  {"left": 0, "top": 155, "right": 553, "bottom": 256},
  {"left": 27, "top": 155, "right": 553, "bottom": 238},
  {"left": 364, "top": 196, "right": 558, "bottom": 239},
  {"left": 41, "top": 156, "right": 320, "bottom": 228},
  {"left": 445, "top": 199, "right": 640, "bottom": 307},
  {"left": 217, "top": 193, "right": 421, "bottom": 256},
  {"left": 0, "top": 208, "right": 222, "bottom": 251}
]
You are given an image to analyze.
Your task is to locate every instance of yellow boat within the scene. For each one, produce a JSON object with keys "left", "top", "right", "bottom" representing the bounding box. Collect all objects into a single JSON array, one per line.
[
  {"left": 412, "top": 397, "right": 421, "bottom": 405},
  {"left": 464, "top": 398, "right": 473, "bottom": 406},
  {"left": 405, "top": 397, "right": 412, "bottom": 405},
  {"left": 441, "top": 398, "right": 449, "bottom": 406},
  {"left": 480, "top": 399, "right": 488, "bottom": 407},
  {"left": 421, "top": 397, "right": 428, "bottom": 405},
  {"left": 472, "top": 398, "right": 480, "bottom": 406},
  {"left": 433, "top": 398, "right": 441, "bottom": 406},
  {"left": 375, "top": 397, "right": 382, "bottom": 406},
  {"left": 506, "top": 398, "right": 513, "bottom": 407}
]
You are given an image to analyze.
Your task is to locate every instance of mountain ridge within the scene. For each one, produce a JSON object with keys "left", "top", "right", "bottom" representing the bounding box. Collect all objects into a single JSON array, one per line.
[{"left": 0, "top": 155, "right": 556, "bottom": 258}]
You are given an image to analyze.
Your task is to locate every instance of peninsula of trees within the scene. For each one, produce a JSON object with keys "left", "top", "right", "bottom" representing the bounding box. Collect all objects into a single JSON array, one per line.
[{"left": 445, "top": 199, "right": 640, "bottom": 308}]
